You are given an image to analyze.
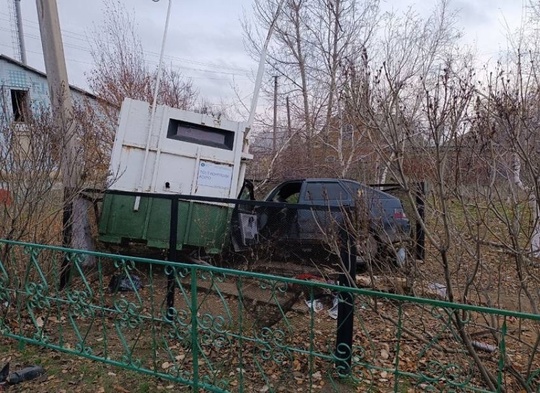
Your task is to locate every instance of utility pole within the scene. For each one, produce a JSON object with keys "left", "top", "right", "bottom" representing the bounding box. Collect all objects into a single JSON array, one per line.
[
  {"left": 36, "top": 0, "right": 81, "bottom": 288},
  {"left": 273, "top": 75, "right": 278, "bottom": 153},
  {"left": 244, "top": 0, "right": 286, "bottom": 143},
  {"left": 15, "top": 0, "right": 27, "bottom": 64},
  {"left": 286, "top": 96, "right": 291, "bottom": 138}
]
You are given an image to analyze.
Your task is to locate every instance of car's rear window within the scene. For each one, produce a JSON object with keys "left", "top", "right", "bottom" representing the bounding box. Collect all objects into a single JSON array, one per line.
[{"left": 342, "top": 181, "right": 404, "bottom": 219}]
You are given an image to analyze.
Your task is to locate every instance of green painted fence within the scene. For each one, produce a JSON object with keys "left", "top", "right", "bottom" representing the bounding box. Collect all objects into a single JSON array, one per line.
[{"left": 0, "top": 239, "right": 539, "bottom": 392}]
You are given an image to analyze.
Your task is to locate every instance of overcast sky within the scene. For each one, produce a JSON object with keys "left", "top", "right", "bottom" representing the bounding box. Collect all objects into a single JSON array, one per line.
[{"left": 0, "top": 0, "right": 527, "bottom": 110}]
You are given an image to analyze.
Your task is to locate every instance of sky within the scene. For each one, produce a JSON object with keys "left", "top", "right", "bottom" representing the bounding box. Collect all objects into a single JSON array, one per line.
[
  {"left": 0, "top": 0, "right": 528, "bottom": 113},
  {"left": 0, "top": 0, "right": 256, "bottom": 114}
]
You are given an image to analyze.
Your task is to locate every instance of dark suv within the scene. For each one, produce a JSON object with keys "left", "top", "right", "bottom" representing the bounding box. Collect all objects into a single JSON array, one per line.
[{"left": 255, "top": 178, "right": 411, "bottom": 266}]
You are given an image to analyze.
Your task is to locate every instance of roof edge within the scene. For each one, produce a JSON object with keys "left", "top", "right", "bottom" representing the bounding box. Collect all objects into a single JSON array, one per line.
[{"left": 0, "top": 54, "right": 97, "bottom": 100}]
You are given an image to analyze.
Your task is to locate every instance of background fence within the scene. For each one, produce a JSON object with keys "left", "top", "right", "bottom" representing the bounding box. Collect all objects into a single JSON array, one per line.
[{"left": 0, "top": 239, "right": 539, "bottom": 392}]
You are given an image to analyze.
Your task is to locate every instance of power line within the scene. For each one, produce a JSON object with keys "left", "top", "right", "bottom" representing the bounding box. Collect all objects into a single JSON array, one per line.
[
  {"left": 1, "top": 29, "right": 252, "bottom": 79},
  {"left": 0, "top": 10, "right": 253, "bottom": 74}
]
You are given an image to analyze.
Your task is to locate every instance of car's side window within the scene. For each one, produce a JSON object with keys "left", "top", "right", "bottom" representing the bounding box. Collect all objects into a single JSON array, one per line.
[
  {"left": 305, "top": 182, "right": 348, "bottom": 203},
  {"left": 285, "top": 192, "right": 299, "bottom": 203},
  {"left": 272, "top": 182, "right": 302, "bottom": 203}
]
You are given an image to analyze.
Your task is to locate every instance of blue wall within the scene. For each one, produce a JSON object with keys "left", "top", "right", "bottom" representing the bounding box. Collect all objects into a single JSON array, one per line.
[{"left": 0, "top": 58, "right": 96, "bottom": 123}]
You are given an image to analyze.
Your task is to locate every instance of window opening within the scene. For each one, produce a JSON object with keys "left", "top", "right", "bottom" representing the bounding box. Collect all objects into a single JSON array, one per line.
[
  {"left": 167, "top": 119, "right": 234, "bottom": 150},
  {"left": 11, "top": 89, "right": 29, "bottom": 122}
]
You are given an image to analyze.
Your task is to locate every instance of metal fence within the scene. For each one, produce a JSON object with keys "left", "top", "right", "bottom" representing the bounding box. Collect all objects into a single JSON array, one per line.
[{"left": 0, "top": 239, "right": 539, "bottom": 392}]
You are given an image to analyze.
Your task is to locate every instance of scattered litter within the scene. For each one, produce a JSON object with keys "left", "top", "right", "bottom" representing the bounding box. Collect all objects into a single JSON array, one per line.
[
  {"left": 295, "top": 273, "right": 326, "bottom": 283},
  {"left": 0, "top": 364, "right": 8, "bottom": 383},
  {"left": 296, "top": 273, "right": 342, "bottom": 318},
  {"left": 304, "top": 299, "right": 324, "bottom": 313},
  {"left": 471, "top": 341, "right": 497, "bottom": 353},
  {"left": 427, "top": 283, "right": 447, "bottom": 299},
  {"left": 304, "top": 295, "right": 340, "bottom": 319},
  {"left": 0, "top": 363, "right": 45, "bottom": 389},
  {"left": 328, "top": 296, "right": 339, "bottom": 319},
  {"left": 108, "top": 274, "right": 143, "bottom": 293},
  {"left": 396, "top": 247, "right": 407, "bottom": 267}
]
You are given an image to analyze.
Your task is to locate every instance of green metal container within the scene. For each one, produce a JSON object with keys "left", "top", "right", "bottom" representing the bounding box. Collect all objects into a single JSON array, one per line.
[{"left": 98, "top": 194, "right": 232, "bottom": 254}]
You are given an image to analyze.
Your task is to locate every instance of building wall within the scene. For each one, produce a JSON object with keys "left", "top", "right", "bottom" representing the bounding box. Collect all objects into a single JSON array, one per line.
[
  {"left": 0, "top": 56, "right": 117, "bottom": 185},
  {"left": 0, "top": 56, "right": 97, "bottom": 123}
]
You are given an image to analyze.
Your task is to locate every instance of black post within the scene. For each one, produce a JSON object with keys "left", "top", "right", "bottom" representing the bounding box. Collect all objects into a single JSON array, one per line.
[
  {"left": 415, "top": 182, "right": 426, "bottom": 261},
  {"left": 166, "top": 195, "right": 179, "bottom": 320},
  {"left": 59, "top": 188, "right": 74, "bottom": 290},
  {"left": 335, "top": 227, "right": 356, "bottom": 375}
]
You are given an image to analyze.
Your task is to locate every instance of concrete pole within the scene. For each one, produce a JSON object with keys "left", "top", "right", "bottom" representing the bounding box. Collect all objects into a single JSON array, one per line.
[
  {"left": 36, "top": 0, "right": 82, "bottom": 286},
  {"left": 36, "top": 0, "right": 79, "bottom": 192},
  {"left": 15, "top": 0, "right": 27, "bottom": 64}
]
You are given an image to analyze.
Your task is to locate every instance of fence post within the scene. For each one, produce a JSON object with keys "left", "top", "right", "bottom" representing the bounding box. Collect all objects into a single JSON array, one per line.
[
  {"left": 166, "top": 196, "right": 178, "bottom": 319},
  {"left": 59, "top": 189, "right": 73, "bottom": 290},
  {"left": 415, "top": 182, "right": 426, "bottom": 262},
  {"left": 335, "top": 226, "right": 356, "bottom": 375},
  {"left": 191, "top": 265, "right": 199, "bottom": 392}
]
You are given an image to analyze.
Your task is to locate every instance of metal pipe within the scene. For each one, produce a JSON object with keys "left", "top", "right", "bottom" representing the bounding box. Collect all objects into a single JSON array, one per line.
[
  {"left": 166, "top": 194, "right": 179, "bottom": 320},
  {"left": 135, "top": 0, "right": 172, "bottom": 208},
  {"left": 15, "top": 0, "right": 27, "bottom": 64},
  {"left": 273, "top": 75, "right": 278, "bottom": 153}
]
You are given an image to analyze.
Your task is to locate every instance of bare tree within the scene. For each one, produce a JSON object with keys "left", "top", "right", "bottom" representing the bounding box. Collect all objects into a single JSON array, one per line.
[
  {"left": 0, "top": 103, "right": 66, "bottom": 244},
  {"left": 245, "top": 0, "right": 379, "bottom": 181},
  {"left": 343, "top": 4, "right": 540, "bottom": 388},
  {"left": 242, "top": 0, "right": 540, "bottom": 389},
  {"left": 88, "top": 0, "right": 197, "bottom": 110},
  {"left": 343, "top": 0, "right": 462, "bottom": 184}
]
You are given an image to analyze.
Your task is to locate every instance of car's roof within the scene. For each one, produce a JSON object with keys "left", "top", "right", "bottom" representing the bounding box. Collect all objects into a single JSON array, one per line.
[
  {"left": 276, "top": 178, "right": 399, "bottom": 198},
  {"left": 282, "top": 178, "right": 361, "bottom": 183}
]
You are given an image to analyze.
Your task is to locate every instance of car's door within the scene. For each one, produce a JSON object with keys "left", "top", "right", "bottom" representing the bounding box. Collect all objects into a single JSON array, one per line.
[
  {"left": 230, "top": 180, "right": 258, "bottom": 251},
  {"left": 297, "top": 180, "right": 351, "bottom": 241},
  {"left": 258, "top": 180, "right": 302, "bottom": 242}
]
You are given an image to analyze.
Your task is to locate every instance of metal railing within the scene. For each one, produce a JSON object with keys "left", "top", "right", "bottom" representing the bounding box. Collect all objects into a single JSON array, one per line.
[{"left": 0, "top": 239, "right": 539, "bottom": 392}]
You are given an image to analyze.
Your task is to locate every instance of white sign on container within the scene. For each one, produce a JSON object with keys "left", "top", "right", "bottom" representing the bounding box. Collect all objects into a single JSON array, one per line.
[{"left": 197, "top": 161, "right": 233, "bottom": 190}]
